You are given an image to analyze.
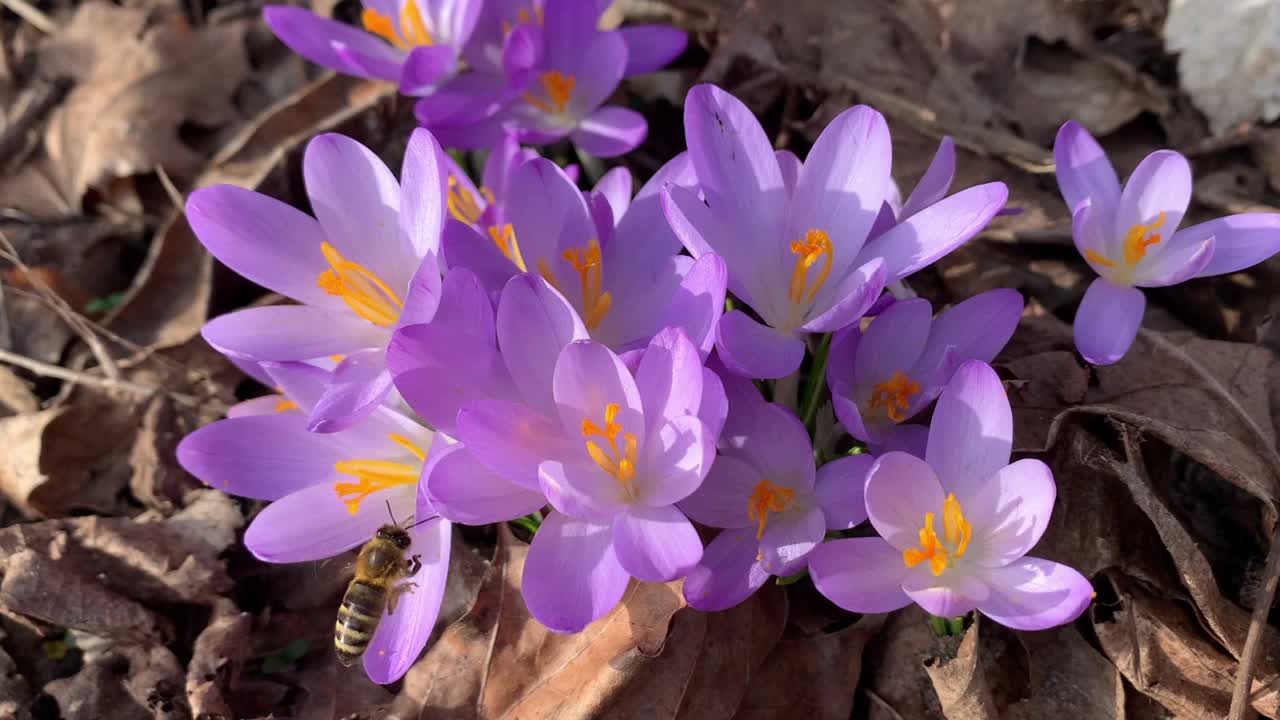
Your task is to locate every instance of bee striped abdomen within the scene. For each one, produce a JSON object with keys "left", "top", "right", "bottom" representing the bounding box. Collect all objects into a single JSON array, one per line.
[{"left": 334, "top": 580, "right": 386, "bottom": 666}]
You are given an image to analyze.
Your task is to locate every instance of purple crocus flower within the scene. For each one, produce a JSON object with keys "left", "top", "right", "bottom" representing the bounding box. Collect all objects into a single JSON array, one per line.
[
  {"left": 424, "top": 0, "right": 649, "bottom": 156},
  {"left": 827, "top": 289, "right": 1023, "bottom": 456},
  {"left": 808, "top": 360, "right": 1092, "bottom": 630},
  {"left": 443, "top": 154, "right": 725, "bottom": 354},
  {"left": 1055, "top": 121, "right": 1280, "bottom": 365},
  {"left": 265, "top": 1, "right": 481, "bottom": 97},
  {"left": 663, "top": 84, "right": 1009, "bottom": 379},
  {"left": 177, "top": 362, "right": 450, "bottom": 683},
  {"left": 187, "top": 128, "right": 446, "bottom": 433},
  {"left": 679, "top": 392, "right": 871, "bottom": 611}
]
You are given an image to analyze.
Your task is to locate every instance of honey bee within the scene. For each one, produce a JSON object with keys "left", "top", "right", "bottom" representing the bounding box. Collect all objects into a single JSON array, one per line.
[{"left": 334, "top": 523, "right": 422, "bottom": 667}]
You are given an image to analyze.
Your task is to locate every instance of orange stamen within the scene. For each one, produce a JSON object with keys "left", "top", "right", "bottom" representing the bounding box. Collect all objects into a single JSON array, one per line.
[
  {"left": 747, "top": 479, "right": 795, "bottom": 539},
  {"left": 788, "top": 229, "right": 834, "bottom": 306},
  {"left": 868, "top": 371, "right": 921, "bottom": 423},
  {"left": 902, "top": 494, "right": 972, "bottom": 576},
  {"left": 316, "top": 242, "right": 404, "bottom": 327}
]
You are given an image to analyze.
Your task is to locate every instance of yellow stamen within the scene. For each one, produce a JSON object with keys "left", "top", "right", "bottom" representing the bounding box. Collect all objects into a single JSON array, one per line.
[
  {"left": 522, "top": 71, "right": 576, "bottom": 115},
  {"left": 332, "top": 434, "right": 427, "bottom": 515},
  {"left": 582, "top": 403, "right": 638, "bottom": 498},
  {"left": 868, "top": 371, "right": 921, "bottom": 423},
  {"left": 329, "top": 354, "right": 346, "bottom": 363},
  {"left": 273, "top": 397, "right": 299, "bottom": 413},
  {"left": 1084, "top": 249, "right": 1116, "bottom": 268},
  {"left": 747, "top": 479, "right": 795, "bottom": 539},
  {"left": 316, "top": 242, "right": 404, "bottom": 327},
  {"left": 561, "top": 238, "right": 612, "bottom": 330},
  {"left": 447, "top": 176, "right": 486, "bottom": 225},
  {"left": 1083, "top": 211, "right": 1167, "bottom": 270},
  {"left": 361, "top": 2, "right": 434, "bottom": 50},
  {"left": 787, "top": 229, "right": 834, "bottom": 306},
  {"left": 902, "top": 494, "right": 972, "bottom": 576},
  {"left": 488, "top": 223, "right": 528, "bottom": 272}
]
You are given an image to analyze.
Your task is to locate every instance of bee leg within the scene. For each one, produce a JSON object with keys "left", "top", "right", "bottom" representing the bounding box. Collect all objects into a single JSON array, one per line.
[
  {"left": 386, "top": 580, "right": 419, "bottom": 615},
  {"left": 407, "top": 554, "right": 422, "bottom": 576}
]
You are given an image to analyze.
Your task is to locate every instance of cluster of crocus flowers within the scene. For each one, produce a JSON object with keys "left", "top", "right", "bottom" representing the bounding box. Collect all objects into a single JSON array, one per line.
[
  {"left": 267, "top": 0, "right": 686, "bottom": 157},
  {"left": 177, "top": 74, "right": 1247, "bottom": 687}
]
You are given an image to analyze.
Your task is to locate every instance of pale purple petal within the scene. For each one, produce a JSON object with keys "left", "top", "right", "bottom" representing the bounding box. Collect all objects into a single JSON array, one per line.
[
  {"left": 399, "top": 128, "right": 446, "bottom": 261},
  {"left": 522, "top": 511, "right": 629, "bottom": 633},
  {"left": 498, "top": 274, "right": 589, "bottom": 415},
  {"left": 902, "top": 571, "right": 989, "bottom": 617},
  {"left": 634, "top": 327, "right": 703, "bottom": 436},
  {"left": 612, "top": 504, "right": 702, "bottom": 582},
  {"left": 925, "top": 360, "right": 1012, "bottom": 500},
  {"left": 978, "top": 557, "right": 1093, "bottom": 630},
  {"left": 683, "top": 527, "right": 770, "bottom": 612},
  {"left": 259, "top": 360, "right": 332, "bottom": 414},
  {"left": 245, "top": 482, "right": 412, "bottom": 562},
  {"left": 660, "top": 253, "right": 727, "bottom": 357},
  {"left": 1134, "top": 234, "right": 1214, "bottom": 287},
  {"left": 757, "top": 505, "right": 825, "bottom": 575},
  {"left": 1072, "top": 277, "right": 1145, "bottom": 366},
  {"left": 914, "top": 288, "right": 1024, "bottom": 377},
  {"left": 442, "top": 221, "right": 515, "bottom": 295},
  {"left": 962, "top": 459, "right": 1056, "bottom": 567},
  {"left": 1071, "top": 193, "right": 1114, "bottom": 277},
  {"left": 853, "top": 298, "right": 932, "bottom": 396},
  {"left": 636, "top": 415, "right": 713, "bottom": 507},
  {"left": 864, "top": 451, "right": 946, "bottom": 552},
  {"left": 876, "top": 424, "right": 929, "bottom": 458},
  {"left": 662, "top": 185, "right": 758, "bottom": 306},
  {"left": 866, "top": 200, "right": 897, "bottom": 241},
  {"left": 618, "top": 25, "right": 686, "bottom": 75},
  {"left": 399, "top": 45, "right": 457, "bottom": 95},
  {"left": 715, "top": 310, "right": 805, "bottom": 379},
  {"left": 801, "top": 257, "right": 886, "bottom": 333},
  {"left": 226, "top": 395, "right": 287, "bottom": 418},
  {"left": 814, "top": 454, "right": 872, "bottom": 530},
  {"left": 683, "top": 84, "right": 784, "bottom": 213},
  {"left": 1053, "top": 120, "right": 1120, "bottom": 218},
  {"left": 827, "top": 325, "right": 871, "bottom": 441},
  {"left": 776, "top": 149, "right": 801, "bottom": 198},
  {"left": 363, "top": 514, "right": 450, "bottom": 683},
  {"left": 698, "top": 366, "right": 728, "bottom": 442},
  {"left": 177, "top": 414, "right": 341, "bottom": 500},
  {"left": 332, "top": 40, "right": 409, "bottom": 84},
  {"left": 1113, "top": 150, "right": 1191, "bottom": 248},
  {"left": 1183, "top": 214, "right": 1280, "bottom": 277},
  {"left": 307, "top": 350, "right": 392, "bottom": 433},
  {"left": 900, "top": 136, "right": 955, "bottom": 220},
  {"left": 505, "top": 159, "right": 595, "bottom": 277},
  {"left": 398, "top": 253, "right": 444, "bottom": 327},
  {"left": 571, "top": 107, "right": 647, "bottom": 158},
  {"left": 538, "top": 460, "right": 627, "bottom": 522},
  {"left": 808, "top": 537, "right": 913, "bottom": 613},
  {"left": 263, "top": 6, "right": 403, "bottom": 82},
  {"left": 201, "top": 306, "right": 386, "bottom": 362},
  {"left": 733, "top": 402, "right": 816, "bottom": 492},
  {"left": 857, "top": 182, "right": 1008, "bottom": 283},
  {"left": 553, "top": 340, "right": 644, "bottom": 447},
  {"left": 593, "top": 166, "right": 633, "bottom": 228},
  {"left": 677, "top": 454, "right": 757, "bottom": 529},
  {"left": 424, "top": 443, "right": 547, "bottom": 523},
  {"left": 456, "top": 399, "right": 568, "bottom": 490}
]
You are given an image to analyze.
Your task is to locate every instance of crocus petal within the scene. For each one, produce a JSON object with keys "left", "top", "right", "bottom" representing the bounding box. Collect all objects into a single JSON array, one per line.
[
  {"left": 400, "top": 45, "right": 457, "bottom": 95},
  {"left": 424, "top": 443, "right": 547, "bottom": 523},
  {"left": 677, "top": 454, "right": 757, "bottom": 529},
  {"left": 637, "top": 415, "right": 713, "bottom": 507},
  {"left": 635, "top": 327, "right": 703, "bottom": 436},
  {"left": 814, "top": 454, "right": 873, "bottom": 530},
  {"left": 857, "top": 182, "right": 1008, "bottom": 283},
  {"left": 259, "top": 360, "right": 332, "bottom": 414},
  {"left": 498, "top": 274, "right": 589, "bottom": 416},
  {"left": 363, "top": 513, "right": 451, "bottom": 684},
  {"left": 801, "top": 257, "right": 886, "bottom": 333},
  {"left": 1053, "top": 120, "right": 1120, "bottom": 218},
  {"left": 925, "top": 360, "right": 1012, "bottom": 500},
  {"left": 612, "top": 504, "right": 702, "bottom": 582},
  {"left": 808, "top": 537, "right": 913, "bottom": 613},
  {"left": 977, "top": 557, "right": 1093, "bottom": 631},
  {"left": 398, "top": 253, "right": 444, "bottom": 327},
  {"left": 553, "top": 340, "right": 645, "bottom": 448},
  {"left": 698, "top": 367, "right": 728, "bottom": 442},
  {"left": 390, "top": 320, "right": 513, "bottom": 436},
  {"left": 538, "top": 460, "right": 627, "bottom": 522},
  {"left": 618, "top": 25, "right": 686, "bottom": 75},
  {"left": 715, "top": 310, "right": 805, "bottom": 379},
  {"left": 522, "top": 511, "right": 630, "bottom": 633},
  {"left": 442, "top": 221, "right": 515, "bottom": 295},
  {"left": 683, "top": 527, "right": 771, "bottom": 611},
  {"left": 733, "top": 402, "right": 816, "bottom": 492},
  {"left": 307, "top": 351, "right": 392, "bottom": 433},
  {"left": 853, "top": 298, "right": 932, "bottom": 396},
  {"left": 776, "top": 149, "right": 801, "bottom": 198},
  {"left": 914, "top": 288, "right": 1024, "bottom": 377},
  {"left": 506, "top": 158, "right": 595, "bottom": 273},
  {"left": 571, "top": 107, "right": 648, "bottom": 158},
  {"left": 864, "top": 451, "right": 946, "bottom": 553},
  {"left": 900, "top": 136, "right": 955, "bottom": 220},
  {"left": 226, "top": 395, "right": 287, "bottom": 418},
  {"left": 593, "top": 167, "right": 633, "bottom": 227},
  {"left": 1070, "top": 198, "right": 1116, "bottom": 279},
  {"left": 827, "top": 325, "right": 871, "bottom": 441},
  {"left": 177, "top": 414, "right": 341, "bottom": 500},
  {"left": 662, "top": 185, "right": 758, "bottom": 306},
  {"left": 303, "top": 133, "right": 409, "bottom": 289},
  {"left": 661, "top": 253, "right": 727, "bottom": 358},
  {"left": 399, "top": 128, "right": 446, "bottom": 261},
  {"left": 1183, "top": 214, "right": 1280, "bottom": 277},
  {"left": 758, "top": 505, "right": 825, "bottom": 575},
  {"left": 332, "top": 40, "right": 408, "bottom": 84},
  {"left": 201, "top": 306, "right": 387, "bottom": 362},
  {"left": 263, "top": 6, "right": 403, "bottom": 82},
  {"left": 902, "top": 571, "right": 989, "bottom": 618},
  {"left": 876, "top": 424, "right": 930, "bottom": 458},
  {"left": 1072, "top": 277, "right": 1146, "bottom": 366},
  {"left": 185, "top": 185, "right": 341, "bottom": 310},
  {"left": 1113, "top": 150, "right": 1191, "bottom": 247},
  {"left": 962, "top": 459, "right": 1056, "bottom": 567},
  {"left": 456, "top": 399, "right": 567, "bottom": 490},
  {"left": 1134, "top": 234, "right": 1214, "bottom": 287},
  {"left": 245, "top": 481, "right": 411, "bottom": 562}
]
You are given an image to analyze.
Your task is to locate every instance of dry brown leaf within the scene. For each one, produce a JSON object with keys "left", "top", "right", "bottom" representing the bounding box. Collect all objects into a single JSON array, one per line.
[
  {"left": 34, "top": 2, "right": 249, "bottom": 205},
  {"left": 185, "top": 600, "right": 252, "bottom": 719},
  {"left": 0, "top": 626, "right": 35, "bottom": 720},
  {"left": 923, "top": 619, "right": 997, "bottom": 720},
  {"left": 862, "top": 607, "right": 949, "bottom": 720},
  {"left": 45, "top": 663, "right": 155, "bottom": 720}
]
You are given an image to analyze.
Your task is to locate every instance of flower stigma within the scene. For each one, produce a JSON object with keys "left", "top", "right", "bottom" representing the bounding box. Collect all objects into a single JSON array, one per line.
[
  {"left": 747, "top": 479, "right": 795, "bottom": 539},
  {"left": 869, "top": 371, "right": 921, "bottom": 423},
  {"left": 362, "top": 1, "right": 434, "bottom": 49},
  {"left": 582, "top": 402, "right": 638, "bottom": 499},
  {"left": 560, "top": 239, "right": 612, "bottom": 329},
  {"left": 788, "top": 229, "right": 834, "bottom": 307},
  {"left": 316, "top": 242, "right": 404, "bottom": 327},
  {"left": 1084, "top": 211, "right": 1167, "bottom": 278},
  {"left": 902, "top": 493, "right": 972, "bottom": 576},
  {"left": 447, "top": 176, "right": 494, "bottom": 225},
  {"left": 523, "top": 71, "right": 576, "bottom": 116},
  {"left": 488, "top": 224, "right": 528, "bottom": 271},
  {"left": 332, "top": 434, "right": 427, "bottom": 515}
]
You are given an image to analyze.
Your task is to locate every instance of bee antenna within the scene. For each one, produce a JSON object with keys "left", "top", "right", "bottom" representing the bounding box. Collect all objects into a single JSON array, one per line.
[
  {"left": 405, "top": 516, "right": 432, "bottom": 530},
  {"left": 385, "top": 499, "right": 399, "bottom": 526}
]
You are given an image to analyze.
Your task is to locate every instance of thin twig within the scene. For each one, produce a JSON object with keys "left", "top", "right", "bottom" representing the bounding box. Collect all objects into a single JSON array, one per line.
[
  {"left": 154, "top": 166, "right": 186, "bottom": 213},
  {"left": 0, "top": 348, "right": 160, "bottom": 398},
  {"left": 0, "top": 0, "right": 56, "bottom": 33}
]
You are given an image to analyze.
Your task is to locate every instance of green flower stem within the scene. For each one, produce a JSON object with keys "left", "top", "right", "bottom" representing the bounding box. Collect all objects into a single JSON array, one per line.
[{"left": 800, "top": 333, "right": 833, "bottom": 434}]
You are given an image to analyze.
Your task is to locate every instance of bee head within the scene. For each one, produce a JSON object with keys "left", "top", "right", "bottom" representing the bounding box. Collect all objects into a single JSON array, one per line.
[{"left": 375, "top": 525, "right": 412, "bottom": 549}]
